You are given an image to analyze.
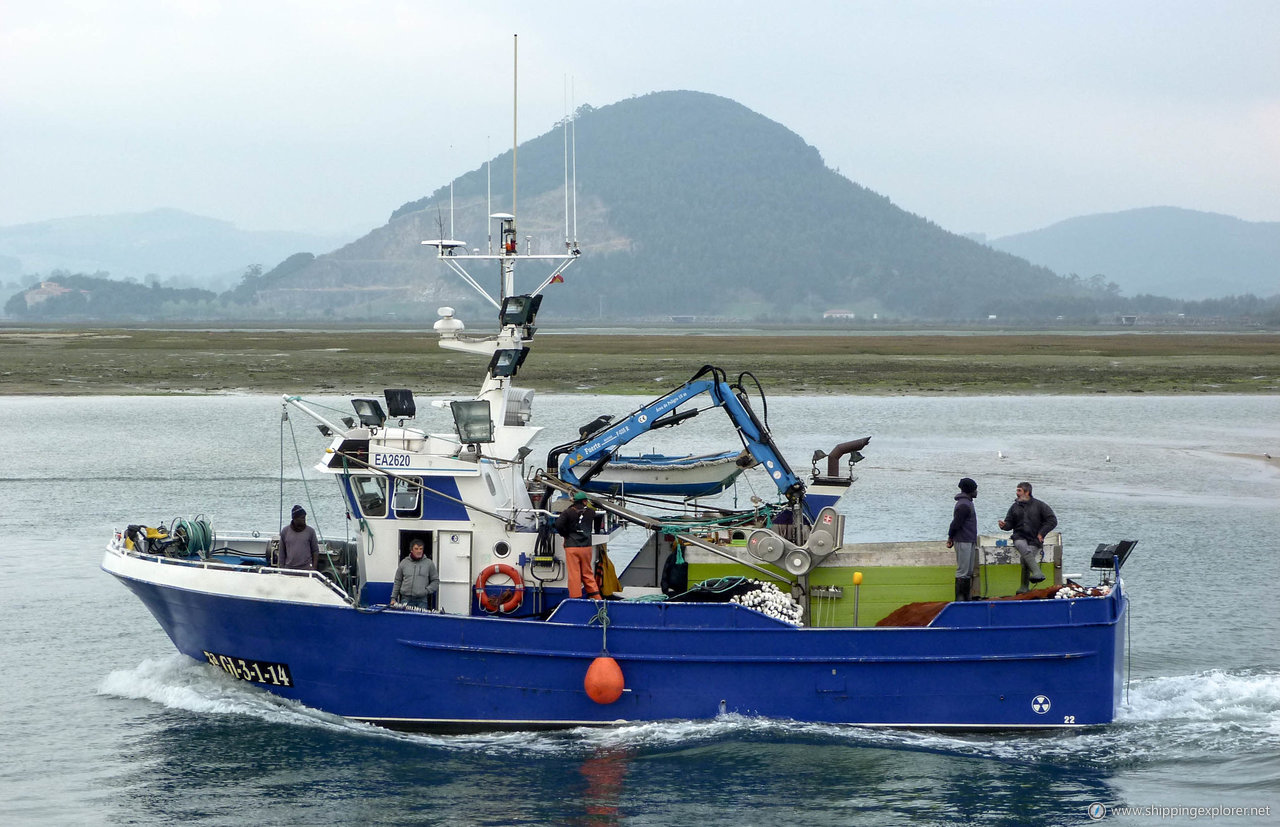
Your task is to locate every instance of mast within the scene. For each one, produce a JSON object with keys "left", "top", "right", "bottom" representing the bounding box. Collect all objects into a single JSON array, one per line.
[
  {"left": 422, "top": 35, "right": 580, "bottom": 313},
  {"left": 505, "top": 33, "right": 518, "bottom": 302}
]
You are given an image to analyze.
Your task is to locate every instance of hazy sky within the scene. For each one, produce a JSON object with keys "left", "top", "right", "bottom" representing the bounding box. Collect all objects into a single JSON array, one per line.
[{"left": 3, "top": 0, "right": 1278, "bottom": 239}]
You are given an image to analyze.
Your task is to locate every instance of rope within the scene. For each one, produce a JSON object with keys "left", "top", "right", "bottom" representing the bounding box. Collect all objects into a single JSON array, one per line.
[
  {"left": 735, "top": 371, "right": 768, "bottom": 429},
  {"left": 334, "top": 449, "right": 518, "bottom": 524},
  {"left": 588, "top": 600, "right": 611, "bottom": 654},
  {"left": 687, "top": 575, "right": 747, "bottom": 594},
  {"left": 283, "top": 395, "right": 353, "bottom": 417},
  {"left": 650, "top": 503, "right": 777, "bottom": 543},
  {"left": 285, "top": 412, "right": 321, "bottom": 539},
  {"left": 655, "top": 509, "right": 771, "bottom": 534},
  {"left": 1126, "top": 590, "right": 1132, "bottom": 707},
  {"left": 740, "top": 470, "right": 767, "bottom": 507},
  {"left": 279, "top": 404, "right": 287, "bottom": 534},
  {"left": 340, "top": 453, "right": 374, "bottom": 558},
  {"left": 607, "top": 452, "right": 738, "bottom": 471},
  {"left": 280, "top": 399, "right": 344, "bottom": 584}
]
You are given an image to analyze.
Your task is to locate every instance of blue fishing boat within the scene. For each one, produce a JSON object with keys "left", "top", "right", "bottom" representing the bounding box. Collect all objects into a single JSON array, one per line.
[{"left": 102, "top": 87, "right": 1135, "bottom": 731}]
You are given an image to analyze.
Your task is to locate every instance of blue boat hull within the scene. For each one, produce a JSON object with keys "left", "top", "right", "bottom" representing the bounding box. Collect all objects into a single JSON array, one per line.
[{"left": 109, "top": 569, "right": 1127, "bottom": 730}]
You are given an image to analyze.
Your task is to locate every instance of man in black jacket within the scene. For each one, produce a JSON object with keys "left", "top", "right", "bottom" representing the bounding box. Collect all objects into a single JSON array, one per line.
[
  {"left": 998, "top": 481, "right": 1058, "bottom": 594},
  {"left": 554, "top": 491, "right": 602, "bottom": 599},
  {"left": 947, "top": 477, "right": 979, "bottom": 601}
]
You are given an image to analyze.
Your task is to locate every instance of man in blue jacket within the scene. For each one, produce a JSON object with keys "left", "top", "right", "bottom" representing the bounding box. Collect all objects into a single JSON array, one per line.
[
  {"left": 947, "top": 477, "right": 979, "bottom": 600},
  {"left": 999, "top": 482, "right": 1058, "bottom": 594}
]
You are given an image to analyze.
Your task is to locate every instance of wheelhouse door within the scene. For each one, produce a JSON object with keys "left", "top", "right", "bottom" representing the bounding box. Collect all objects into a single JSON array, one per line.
[{"left": 436, "top": 530, "right": 472, "bottom": 614}]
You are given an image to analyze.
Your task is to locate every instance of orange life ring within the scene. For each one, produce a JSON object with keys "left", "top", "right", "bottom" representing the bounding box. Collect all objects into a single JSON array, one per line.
[{"left": 474, "top": 563, "right": 524, "bottom": 613}]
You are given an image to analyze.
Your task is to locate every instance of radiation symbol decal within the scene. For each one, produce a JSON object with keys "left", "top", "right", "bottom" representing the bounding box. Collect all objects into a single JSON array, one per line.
[{"left": 1031, "top": 695, "right": 1051, "bottom": 714}]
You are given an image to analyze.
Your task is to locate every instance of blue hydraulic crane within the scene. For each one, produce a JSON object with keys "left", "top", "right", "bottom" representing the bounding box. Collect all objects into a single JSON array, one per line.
[{"left": 549, "top": 365, "right": 807, "bottom": 507}]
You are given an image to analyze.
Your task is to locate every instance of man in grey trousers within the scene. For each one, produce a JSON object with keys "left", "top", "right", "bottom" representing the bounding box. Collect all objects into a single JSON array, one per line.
[
  {"left": 998, "top": 481, "right": 1058, "bottom": 594},
  {"left": 947, "top": 477, "right": 979, "bottom": 600}
]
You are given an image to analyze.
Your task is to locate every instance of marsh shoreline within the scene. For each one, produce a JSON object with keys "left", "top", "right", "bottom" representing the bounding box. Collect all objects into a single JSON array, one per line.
[{"left": 3, "top": 327, "right": 1278, "bottom": 396}]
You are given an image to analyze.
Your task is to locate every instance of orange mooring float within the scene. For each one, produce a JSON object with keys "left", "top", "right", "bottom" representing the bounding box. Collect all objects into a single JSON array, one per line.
[{"left": 584, "top": 655, "right": 625, "bottom": 704}]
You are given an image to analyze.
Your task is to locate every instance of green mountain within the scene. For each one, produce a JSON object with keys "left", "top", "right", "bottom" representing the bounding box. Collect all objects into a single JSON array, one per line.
[
  {"left": 989, "top": 207, "right": 1280, "bottom": 300},
  {"left": 254, "top": 91, "right": 1103, "bottom": 321}
]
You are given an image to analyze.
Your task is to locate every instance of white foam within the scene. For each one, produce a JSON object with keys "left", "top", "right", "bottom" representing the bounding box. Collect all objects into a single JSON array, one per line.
[
  {"left": 1120, "top": 669, "right": 1280, "bottom": 724},
  {"left": 419, "top": 715, "right": 764, "bottom": 756},
  {"left": 97, "top": 655, "right": 396, "bottom": 740},
  {"left": 100, "top": 655, "right": 256, "bottom": 713}
]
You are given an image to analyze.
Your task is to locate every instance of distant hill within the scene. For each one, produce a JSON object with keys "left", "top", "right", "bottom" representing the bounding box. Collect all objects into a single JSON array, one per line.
[
  {"left": 3, "top": 272, "right": 216, "bottom": 320},
  {"left": 256, "top": 91, "right": 1104, "bottom": 322},
  {"left": 989, "top": 208, "right": 1280, "bottom": 300},
  {"left": 0, "top": 208, "right": 350, "bottom": 291}
]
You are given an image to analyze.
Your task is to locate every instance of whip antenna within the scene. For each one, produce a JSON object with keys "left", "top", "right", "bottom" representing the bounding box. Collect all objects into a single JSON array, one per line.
[
  {"left": 571, "top": 77, "right": 579, "bottom": 249},
  {"left": 506, "top": 35, "right": 512, "bottom": 224},
  {"left": 563, "top": 76, "right": 570, "bottom": 249},
  {"left": 486, "top": 140, "right": 492, "bottom": 255}
]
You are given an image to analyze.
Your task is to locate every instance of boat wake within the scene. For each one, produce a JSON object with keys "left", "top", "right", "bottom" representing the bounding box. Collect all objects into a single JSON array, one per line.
[
  {"left": 816, "top": 668, "right": 1280, "bottom": 769},
  {"left": 99, "top": 657, "right": 1280, "bottom": 767},
  {"left": 97, "top": 655, "right": 399, "bottom": 741},
  {"left": 1122, "top": 668, "right": 1280, "bottom": 726},
  {"left": 1110, "top": 668, "right": 1280, "bottom": 759}
]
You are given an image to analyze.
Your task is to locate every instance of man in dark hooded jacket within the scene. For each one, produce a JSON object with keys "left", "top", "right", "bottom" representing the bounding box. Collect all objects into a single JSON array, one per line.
[
  {"left": 279, "top": 504, "right": 319, "bottom": 570},
  {"left": 999, "top": 481, "right": 1058, "bottom": 593},
  {"left": 947, "top": 477, "right": 979, "bottom": 600}
]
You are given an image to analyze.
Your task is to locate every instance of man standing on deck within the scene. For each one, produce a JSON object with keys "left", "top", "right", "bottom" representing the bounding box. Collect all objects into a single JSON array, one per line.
[
  {"left": 947, "top": 477, "right": 979, "bottom": 601},
  {"left": 998, "top": 482, "right": 1058, "bottom": 594},
  {"left": 279, "top": 504, "right": 319, "bottom": 570},
  {"left": 391, "top": 538, "right": 439, "bottom": 609},
  {"left": 555, "top": 492, "right": 602, "bottom": 600}
]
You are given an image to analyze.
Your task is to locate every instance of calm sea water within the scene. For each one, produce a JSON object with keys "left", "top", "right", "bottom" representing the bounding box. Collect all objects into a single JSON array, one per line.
[{"left": 2, "top": 393, "right": 1278, "bottom": 825}]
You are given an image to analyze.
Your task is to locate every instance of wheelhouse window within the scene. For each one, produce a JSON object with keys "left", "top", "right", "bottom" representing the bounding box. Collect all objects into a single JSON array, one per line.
[
  {"left": 352, "top": 476, "right": 387, "bottom": 517},
  {"left": 392, "top": 477, "right": 422, "bottom": 519}
]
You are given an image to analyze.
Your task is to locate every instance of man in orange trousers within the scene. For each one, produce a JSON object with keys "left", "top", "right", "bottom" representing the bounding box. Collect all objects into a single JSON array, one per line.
[{"left": 554, "top": 491, "right": 602, "bottom": 599}]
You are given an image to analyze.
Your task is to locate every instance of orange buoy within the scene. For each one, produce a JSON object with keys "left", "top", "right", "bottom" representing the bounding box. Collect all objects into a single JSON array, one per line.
[{"left": 584, "top": 656, "right": 625, "bottom": 704}]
